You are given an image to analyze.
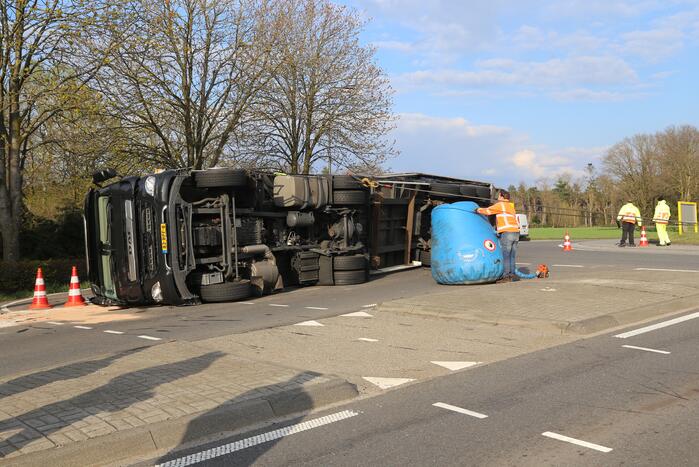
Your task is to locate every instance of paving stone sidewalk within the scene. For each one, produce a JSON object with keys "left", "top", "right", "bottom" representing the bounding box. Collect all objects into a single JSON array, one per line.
[{"left": 0, "top": 341, "right": 344, "bottom": 463}]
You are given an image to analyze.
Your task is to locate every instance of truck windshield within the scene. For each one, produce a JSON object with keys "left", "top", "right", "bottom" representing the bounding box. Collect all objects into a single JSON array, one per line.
[{"left": 97, "top": 196, "right": 117, "bottom": 299}]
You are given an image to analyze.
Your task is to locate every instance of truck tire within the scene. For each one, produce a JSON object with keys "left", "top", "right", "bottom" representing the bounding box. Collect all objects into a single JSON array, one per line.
[
  {"left": 459, "top": 185, "right": 478, "bottom": 197},
  {"left": 333, "top": 254, "right": 367, "bottom": 271},
  {"left": 430, "top": 182, "right": 461, "bottom": 197},
  {"left": 333, "top": 269, "right": 368, "bottom": 285},
  {"left": 420, "top": 249, "right": 431, "bottom": 267},
  {"left": 332, "top": 190, "right": 368, "bottom": 205},
  {"left": 333, "top": 175, "right": 363, "bottom": 190},
  {"left": 194, "top": 169, "right": 248, "bottom": 188},
  {"left": 476, "top": 186, "right": 491, "bottom": 201},
  {"left": 199, "top": 280, "right": 251, "bottom": 302}
]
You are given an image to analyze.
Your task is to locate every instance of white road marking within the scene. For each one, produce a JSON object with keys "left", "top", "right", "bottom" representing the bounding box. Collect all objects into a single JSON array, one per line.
[
  {"left": 552, "top": 264, "right": 584, "bottom": 268},
  {"left": 294, "top": 320, "right": 324, "bottom": 327},
  {"left": 431, "top": 361, "right": 481, "bottom": 371},
  {"left": 622, "top": 345, "right": 670, "bottom": 355},
  {"left": 305, "top": 306, "right": 328, "bottom": 310},
  {"left": 340, "top": 311, "right": 374, "bottom": 318},
  {"left": 516, "top": 262, "right": 531, "bottom": 266},
  {"left": 635, "top": 268, "right": 699, "bottom": 273},
  {"left": 269, "top": 304, "right": 289, "bottom": 307},
  {"left": 614, "top": 311, "right": 699, "bottom": 339},
  {"left": 541, "top": 431, "right": 612, "bottom": 453},
  {"left": 138, "top": 335, "right": 162, "bottom": 341},
  {"left": 104, "top": 330, "right": 124, "bottom": 335},
  {"left": 362, "top": 377, "right": 415, "bottom": 390},
  {"left": 155, "top": 410, "right": 360, "bottom": 467},
  {"left": 362, "top": 304, "right": 377, "bottom": 308},
  {"left": 47, "top": 321, "right": 64, "bottom": 325},
  {"left": 73, "top": 325, "right": 92, "bottom": 330},
  {"left": 433, "top": 402, "right": 488, "bottom": 419},
  {"left": 239, "top": 302, "right": 255, "bottom": 305},
  {"left": 357, "top": 337, "right": 379, "bottom": 342},
  {"left": 540, "top": 287, "right": 557, "bottom": 292}
]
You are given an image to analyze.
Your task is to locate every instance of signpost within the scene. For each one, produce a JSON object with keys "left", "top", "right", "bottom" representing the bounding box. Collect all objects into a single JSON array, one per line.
[{"left": 677, "top": 201, "right": 698, "bottom": 235}]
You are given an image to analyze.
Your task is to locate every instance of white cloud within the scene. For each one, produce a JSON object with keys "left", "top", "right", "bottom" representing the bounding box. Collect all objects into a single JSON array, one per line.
[
  {"left": 507, "top": 146, "right": 608, "bottom": 181},
  {"left": 550, "top": 88, "right": 628, "bottom": 102},
  {"left": 388, "top": 113, "right": 606, "bottom": 184},
  {"left": 618, "top": 28, "right": 685, "bottom": 62},
  {"left": 394, "top": 56, "right": 638, "bottom": 97}
]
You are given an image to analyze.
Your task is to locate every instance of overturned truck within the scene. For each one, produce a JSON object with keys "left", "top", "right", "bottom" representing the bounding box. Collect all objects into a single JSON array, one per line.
[{"left": 84, "top": 168, "right": 493, "bottom": 306}]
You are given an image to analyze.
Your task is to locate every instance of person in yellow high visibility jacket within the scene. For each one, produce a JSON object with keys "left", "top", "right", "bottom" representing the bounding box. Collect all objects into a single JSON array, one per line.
[
  {"left": 653, "top": 196, "right": 671, "bottom": 246},
  {"left": 617, "top": 201, "right": 642, "bottom": 247}
]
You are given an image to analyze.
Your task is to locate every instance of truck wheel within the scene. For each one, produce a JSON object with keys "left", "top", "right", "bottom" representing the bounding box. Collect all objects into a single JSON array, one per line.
[
  {"left": 420, "top": 249, "right": 431, "bottom": 267},
  {"left": 333, "top": 175, "right": 363, "bottom": 190},
  {"left": 199, "top": 280, "right": 251, "bottom": 302},
  {"left": 459, "top": 185, "right": 478, "bottom": 197},
  {"left": 333, "top": 254, "right": 367, "bottom": 271},
  {"left": 333, "top": 269, "right": 368, "bottom": 285},
  {"left": 476, "top": 186, "right": 491, "bottom": 201},
  {"left": 430, "top": 182, "right": 461, "bottom": 197},
  {"left": 194, "top": 169, "right": 248, "bottom": 188},
  {"left": 332, "top": 190, "right": 368, "bottom": 205}
]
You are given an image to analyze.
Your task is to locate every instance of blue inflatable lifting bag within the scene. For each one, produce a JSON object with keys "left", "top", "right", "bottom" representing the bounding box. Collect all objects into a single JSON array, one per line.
[{"left": 431, "top": 201, "right": 504, "bottom": 284}]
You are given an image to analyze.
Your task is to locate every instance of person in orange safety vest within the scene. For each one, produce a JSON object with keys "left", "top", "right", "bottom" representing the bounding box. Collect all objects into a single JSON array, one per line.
[{"left": 477, "top": 190, "right": 520, "bottom": 282}]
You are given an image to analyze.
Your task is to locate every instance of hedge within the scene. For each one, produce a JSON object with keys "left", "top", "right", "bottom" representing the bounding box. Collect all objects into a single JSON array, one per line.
[{"left": 0, "top": 258, "right": 88, "bottom": 294}]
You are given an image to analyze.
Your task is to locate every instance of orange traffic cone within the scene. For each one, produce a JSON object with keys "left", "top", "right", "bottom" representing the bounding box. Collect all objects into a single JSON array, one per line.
[
  {"left": 639, "top": 226, "right": 649, "bottom": 247},
  {"left": 563, "top": 231, "right": 573, "bottom": 251},
  {"left": 29, "top": 268, "right": 53, "bottom": 309},
  {"left": 64, "top": 266, "right": 87, "bottom": 307}
]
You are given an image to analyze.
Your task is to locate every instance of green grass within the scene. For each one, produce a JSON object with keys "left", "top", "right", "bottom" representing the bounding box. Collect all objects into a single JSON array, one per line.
[{"left": 528, "top": 226, "right": 699, "bottom": 244}]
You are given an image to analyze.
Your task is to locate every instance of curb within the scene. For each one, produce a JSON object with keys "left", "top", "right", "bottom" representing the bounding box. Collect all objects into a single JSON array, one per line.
[
  {"left": 561, "top": 294, "right": 699, "bottom": 334},
  {"left": 6, "top": 377, "right": 358, "bottom": 467},
  {"left": 379, "top": 293, "right": 699, "bottom": 336}
]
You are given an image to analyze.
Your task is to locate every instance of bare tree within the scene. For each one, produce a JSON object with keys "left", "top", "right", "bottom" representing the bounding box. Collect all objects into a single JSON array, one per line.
[
  {"left": 242, "top": 0, "right": 396, "bottom": 174},
  {"left": 603, "top": 134, "right": 661, "bottom": 216},
  {"left": 95, "top": 0, "right": 282, "bottom": 170},
  {"left": 0, "top": 0, "right": 116, "bottom": 261},
  {"left": 657, "top": 125, "right": 699, "bottom": 201}
]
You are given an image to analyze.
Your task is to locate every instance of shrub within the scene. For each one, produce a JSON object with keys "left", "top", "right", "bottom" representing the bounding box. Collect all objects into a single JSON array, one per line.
[{"left": 0, "top": 258, "right": 88, "bottom": 294}]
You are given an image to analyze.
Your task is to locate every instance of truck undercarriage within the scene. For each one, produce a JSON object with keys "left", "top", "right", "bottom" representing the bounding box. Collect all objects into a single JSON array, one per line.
[{"left": 84, "top": 169, "right": 493, "bottom": 306}]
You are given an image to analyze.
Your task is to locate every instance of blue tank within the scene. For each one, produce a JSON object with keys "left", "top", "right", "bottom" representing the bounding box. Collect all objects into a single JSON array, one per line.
[{"left": 431, "top": 201, "right": 503, "bottom": 284}]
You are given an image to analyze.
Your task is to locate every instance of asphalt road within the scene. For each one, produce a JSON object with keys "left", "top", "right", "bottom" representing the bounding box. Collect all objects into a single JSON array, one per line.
[
  {"left": 2, "top": 240, "right": 699, "bottom": 378},
  {"left": 157, "top": 308, "right": 699, "bottom": 467}
]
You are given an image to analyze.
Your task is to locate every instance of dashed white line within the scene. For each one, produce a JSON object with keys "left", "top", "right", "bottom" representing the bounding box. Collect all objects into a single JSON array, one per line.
[
  {"left": 269, "top": 304, "right": 289, "bottom": 307},
  {"left": 622, "top": 345, "right": 670, "bottom": 355},
  {"left": 635, "top": 267, "right": 699, "bottom": 273},
  {"left": 433, "top": 402, "right": 488, "bottom": 419},
  {"left": 341, "top": 311, "right": 373, "bottom": 318},
  {"left": 239, "top": 302, "right": 255, "bottom": 305},
  {"left": 104, "top": 330, "right": 124, "bottom": 335},
  {"left": 362, "top": 304, "right": 377, "bottom": 308},
  {"left": 614, "top": 310, "right": 699, "bottom": 339},
  {"left": 541, "top": 431, "right": 612, "bottom": 453},
  {"left": 552, "top": 264, "right": 584, "bottom": 268},
  {"left": 305, "top": 306, "right": 328, "bottom": 310},
  {"left": 516, "top": 262, "right": 531, "bottom": 266},
  {"left": 47, "top": 321, "right": 64, "bottom": 325},
  {"left": 357, "top": 338, "right": 379, "bottom": 342},
  {"left": 155, "top": 410, "right": 360, "bottom": 467},
  {"left": 138, "top": 335, "right": 162, "bottom": 341},
  {"left": 73, "top": 325, "right": 92, "bottom": 330}
]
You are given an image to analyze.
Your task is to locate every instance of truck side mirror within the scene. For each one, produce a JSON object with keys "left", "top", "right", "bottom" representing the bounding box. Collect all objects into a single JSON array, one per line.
[{"left": 92, "top": 168, "right": 118, "bottom": 185}]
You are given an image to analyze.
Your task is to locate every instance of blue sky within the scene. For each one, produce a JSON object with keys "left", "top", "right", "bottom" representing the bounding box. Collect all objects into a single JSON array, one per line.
[{"left": 341, "top": 0, "right": 699, "bottom": 186}]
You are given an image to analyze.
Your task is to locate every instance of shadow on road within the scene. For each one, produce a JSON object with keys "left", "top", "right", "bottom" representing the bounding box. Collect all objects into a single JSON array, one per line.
[
  {"left": 156, "top": 373, "right": 319, "bottom": 467},
  {"left": 0, "top": 347, "right": 147, "bottom": 400},
  {"left": 0, "top": 351, "right": 224, "bottom": 458}
]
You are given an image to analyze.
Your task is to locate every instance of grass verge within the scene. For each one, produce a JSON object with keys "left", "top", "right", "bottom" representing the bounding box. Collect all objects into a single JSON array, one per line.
[
  {"left": 0, "top": 282, "right": 91, "bottom": 305},
  {"left": 528, "top": 226, "right": 699, "bottom": 244}
]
